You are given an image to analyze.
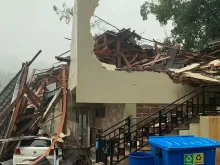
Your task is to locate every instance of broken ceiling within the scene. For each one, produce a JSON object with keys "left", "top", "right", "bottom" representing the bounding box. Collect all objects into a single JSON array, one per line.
[{"left": 93, "top": 28, "right": 220, "bottom": 85}]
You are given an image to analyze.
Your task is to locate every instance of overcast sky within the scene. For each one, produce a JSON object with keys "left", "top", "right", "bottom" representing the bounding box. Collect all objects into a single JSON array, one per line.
[{"left": 0, "top": 0, "right": 171, "bottom": 74}]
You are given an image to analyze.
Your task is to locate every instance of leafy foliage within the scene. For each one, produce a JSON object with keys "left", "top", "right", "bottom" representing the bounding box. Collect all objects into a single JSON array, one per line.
[
  {"left": 53, "top": 3, "right": 73, "bottom": 24},
  {"left": 140, "top": 0, "right": 220, "bottom": 50},
  {"left": 53, "top": 3, "right": 114, "bottom": 34}
]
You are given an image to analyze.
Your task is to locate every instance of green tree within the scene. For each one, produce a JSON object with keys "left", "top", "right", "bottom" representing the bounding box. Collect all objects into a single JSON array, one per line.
[
  {"left": 53, "top": 3, "right": 116, "bottom": 34},
  {"left": 140, "top": 0, "right": 220, "bottom": 50},
  {"left": 53, "top": 3, "right": 73, "bottom": 24}
]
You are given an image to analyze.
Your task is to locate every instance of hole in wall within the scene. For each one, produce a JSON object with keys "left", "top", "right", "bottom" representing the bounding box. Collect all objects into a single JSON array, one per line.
[{"left": 89, "top": 0, "right": 172, "bottom": 72}]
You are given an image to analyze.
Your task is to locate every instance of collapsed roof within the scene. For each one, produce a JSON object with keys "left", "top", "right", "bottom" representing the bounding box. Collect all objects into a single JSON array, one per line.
[
  {"left": 93, "top": 28, "right": 220, "bottom": 85},
  {"left": 0, "top": 51, "right": 68, "bottom": 161}
]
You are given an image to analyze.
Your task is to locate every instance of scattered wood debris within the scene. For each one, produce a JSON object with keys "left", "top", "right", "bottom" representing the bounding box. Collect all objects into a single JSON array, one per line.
[
  {"left": 93, "top": 28, "right": 220, "bottom": 85},
  {"left": 168, "top": 59, "right": 220, "bottom": 85},
  {"left": 0, "top": 51, "right": 69, "bottom": 161}
]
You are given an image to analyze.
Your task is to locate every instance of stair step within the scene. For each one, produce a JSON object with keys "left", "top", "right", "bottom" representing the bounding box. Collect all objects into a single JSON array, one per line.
[
  {"left": 107, "top": 150, "right": 130, "bottom": 162},
  {"left": 137, "top": 137, "right": 148, "bottom": 141},
  {"left": 174, "top": 127, "right": 188, "bottom": 130},
  {"left": 137, "top": 146, "right": 151, "bottom": 151}
]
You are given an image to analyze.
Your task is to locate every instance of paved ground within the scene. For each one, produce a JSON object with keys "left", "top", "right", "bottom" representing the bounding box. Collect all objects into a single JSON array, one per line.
[{"left": 216, "top": 149, "right": 220, "bottom": 165}]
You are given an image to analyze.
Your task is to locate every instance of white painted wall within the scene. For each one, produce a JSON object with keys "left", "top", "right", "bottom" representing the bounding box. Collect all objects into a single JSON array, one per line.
[{"left": 69, "top": 0, "right": 194, "bottom": 104}]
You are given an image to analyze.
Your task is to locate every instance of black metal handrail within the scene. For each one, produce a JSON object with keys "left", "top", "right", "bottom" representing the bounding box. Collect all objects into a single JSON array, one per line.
[
  {"left": 110, "top": 91, "right": 206, "bottom": 165},
  {"left": 101, "top": 122, "right": 128, "bottom": 138},
  {"left": 113, "top": 92, "right": 203, "bottom": 148},
  {"left": 100, "top": 117, "right": 130, "bottom": 135},
  {"left": 95, "top": 117, "right": 131, "bottom": 163},
  {"left": 112, "top": 85, "right": 204, "bottom": 138},
  {"left": 97, "top": 85, "right": 220, "bottom": 165},
  {"left": 115, "top": 92, "right": 202, "bottom": 144}
]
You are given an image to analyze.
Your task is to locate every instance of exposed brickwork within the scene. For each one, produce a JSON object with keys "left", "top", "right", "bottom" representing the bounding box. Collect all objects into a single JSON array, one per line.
[
  {"left": 94, "top": 104, "right": 125, "bottom": 132},
  {"left": 94, "top": 103, "right": 188, "bottom": 135},
  {"left": 136, "top": 104, "right": 166, "bottom": 117}
]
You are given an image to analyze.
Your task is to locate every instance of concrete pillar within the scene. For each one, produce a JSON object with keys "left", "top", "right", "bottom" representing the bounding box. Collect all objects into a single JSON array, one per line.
[
  {"left": 123, "top": 103, "right": 136, "bottom": 140},
  {"left": 64, "top": 92, "right": 79, "bottom": 145},
  {"left": 53, "top": 99, "right": 62, "bottom": 133}
]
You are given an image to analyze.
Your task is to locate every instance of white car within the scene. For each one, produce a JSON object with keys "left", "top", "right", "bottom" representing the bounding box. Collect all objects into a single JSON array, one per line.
[{"left": 13, "top": 136, "right": 56, "bottom": 165}]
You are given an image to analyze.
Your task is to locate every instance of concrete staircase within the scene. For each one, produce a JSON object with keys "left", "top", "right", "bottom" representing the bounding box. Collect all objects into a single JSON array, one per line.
[{"left": 96, "top": 85, "right": 220, "bottom": 165}]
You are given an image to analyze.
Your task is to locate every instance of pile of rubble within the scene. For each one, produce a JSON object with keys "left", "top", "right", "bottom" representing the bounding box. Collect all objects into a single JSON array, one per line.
[
  {"left": 93, "top": 29, "right": 220, "bottom": 84},
  {"left": 168, "top": 40, "right": 220, "bottom": 84},
  {"left": 168, "top": 59, "right": 220, "bottom": 84},
  {"left": 0, "top": 50, "right": 68, "bottom": 161}
]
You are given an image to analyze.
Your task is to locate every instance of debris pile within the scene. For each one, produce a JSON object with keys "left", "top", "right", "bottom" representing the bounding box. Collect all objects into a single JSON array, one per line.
[
  {"left": 93, "top": 29, "right": 220, "bottom": 84},
  {"left": 0, "top": 50, "right": 68, "bottom": 161},
  {"left": 168, "top": 59, "right": 220, "bottom": 84},
  {"left": 168, "top": 40, "right": 220, "bottom": 84}
]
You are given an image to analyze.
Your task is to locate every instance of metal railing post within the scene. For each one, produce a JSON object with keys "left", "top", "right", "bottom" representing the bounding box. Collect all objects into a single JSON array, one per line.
[
  {"left": 96, "top": 134, "right": 101, "bottom": 163},
  {"left": 54, "top": 144, "right": 56, "bottom": 165},
  {"left": 202, "top": 85, "right": 206, "bottom": 116},
  {"left": 109, "top": 139, "right": 114, "bottom": 165},
  {"left": 159, "top": 111, "right": 162, "bottom": 136},
  {"left": 127, "top": 116, "right": 131, "bottom": 142},
  {"left": 89, "top": 127, "right": 92, "bottom": 147},
  {"left": 104, "top": 149, "right": 108, "bottom": 165},
  {"left": 103, "top": 139, "right": 109, "bottom": 165}
]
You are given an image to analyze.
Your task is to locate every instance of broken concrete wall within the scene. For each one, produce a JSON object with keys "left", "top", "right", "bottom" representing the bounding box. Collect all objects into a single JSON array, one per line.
[
  {"left": 65, "top": 94, "right": 80, "bottom": 147},
  {"left": 68, "top": 0, "right": 78, "bottom": 91},
  {"left": 69, "top": 0, "right": 194, "bottom": 104}
]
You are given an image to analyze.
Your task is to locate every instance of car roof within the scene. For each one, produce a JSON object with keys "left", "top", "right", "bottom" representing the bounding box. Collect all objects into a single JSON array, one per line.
[{"left": 20, "top": 136, "right": 51, "bottom": 140}]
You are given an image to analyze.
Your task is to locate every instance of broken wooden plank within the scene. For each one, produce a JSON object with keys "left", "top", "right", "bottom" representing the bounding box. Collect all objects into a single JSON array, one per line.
[
  {"left": 122, "top": 54, "right": 138, "bottom": 68},
  {"left": 154, "top": 54, "right": 161, "bottom": 62},
  {"left": 25, "top": 86, "right": 41, "bottom": 104},
  {"left": 128, "top": 58, "right": 151, "bottom": 68},
  {"left": 16, "top": 117, "right": 40, "bottom": 136},
  {"left": 121, "top": 53, "right": 131, "bottom": 68},
  {"left": 116, "top": 39, "right": 121, "bottom": 68},
  {"left": 2, "top": 64, "right": 29, "bottom": 156},
  {"left": 18, "top": 96, "right": 28, "bottom": 116},
  {"left": 17, "top": 113, "right": 42, "bottom": 122},
  {"left": 5, "top": 65, "right": 29, "bottom": 138},
  {"left": 143, "top": 57, "right": 170, "bottom": 66},
  {"left": 129, "top": 54, "right": 138, "bottom": 64},
  {"left": 207, "top": 48, "right": 220, "bottom": 56},
  {"left": 27, "top": 69, "right": 36, "bottom": 85},
  {"left": 155, "top": 42, "right": 159, "bottom": 55},
  {"left": 42, "top": 89, "right": 62, "bottom": 121},
  {"left": 25, "top": 87, "right": 40, "bottom": 109},
  {"left": 104, "top": 33, "right": 108, "bottom": 50},
  {"left": 174, "top": 63, "right": 200, "bottom": 74}
]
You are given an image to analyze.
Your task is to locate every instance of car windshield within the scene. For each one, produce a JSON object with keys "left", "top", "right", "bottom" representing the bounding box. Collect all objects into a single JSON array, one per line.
[{"left": 20, "top": 139, "right": 51, "bottom": 147}]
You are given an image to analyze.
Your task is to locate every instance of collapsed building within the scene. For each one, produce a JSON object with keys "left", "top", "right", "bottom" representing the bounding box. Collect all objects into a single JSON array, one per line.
[
  {"left": 0, "top": 50, "right": 68, "bottom": 163},
  {"left": 66, "top": 0, "right": 220, "bottom": 164},
  {"left": 1, "top": 25, "right": 220, "bottom": 165},
  {"left": 93, "top": 29, "right": 220, "bottom": 85},
  {"left": 1, "top": 0, "right": 220, "bottom": 165}
]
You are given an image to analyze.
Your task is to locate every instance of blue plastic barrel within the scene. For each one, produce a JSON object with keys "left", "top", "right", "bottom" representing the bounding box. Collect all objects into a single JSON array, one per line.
[{"left": 129, "top": 152, "right": 155, "bottom": 165}]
